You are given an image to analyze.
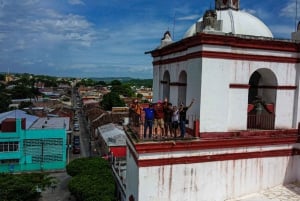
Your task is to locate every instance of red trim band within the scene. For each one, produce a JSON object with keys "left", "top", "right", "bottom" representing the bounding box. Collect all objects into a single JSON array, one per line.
[
  {"left": 230, "top": 84, "right": 297, "bottom": 90},
  {"left": 137, "top": 148, "right": 300, "bottom": 167},
  {"left": 229, "top": 84, "right": 250, "bottom": 89},
  {"left": 169, "top": 82, "right": 187, "bottom": 86},
  {"left": 153, "top": 51, "right": 298, "bottom": 66},
  {"left": 151, "top": 33, "right": 299, "bottom": 57}
]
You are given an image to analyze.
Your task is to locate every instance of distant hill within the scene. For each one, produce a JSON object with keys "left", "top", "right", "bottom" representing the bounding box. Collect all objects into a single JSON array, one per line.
[
  {"left": 90, "top": 77, "right": 133, "bottom": 82},
  {"left": 90, "top": 77, "right": 153, "bottom": 88}
]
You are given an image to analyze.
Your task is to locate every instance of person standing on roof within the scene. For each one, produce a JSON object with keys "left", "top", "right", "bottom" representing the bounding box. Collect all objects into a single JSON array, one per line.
[
  {"left": 179, "top": 98, "right": 195, "bottom": 138},
  {"left": 153, "top": 100, "right": 164, "bottom": 138},
  {"left": 130, "top": 99, "right": 142, "bottom": 126},
  {"left": 163, "top": 99, "right": 173, "bottom": 137},
  {"left": 143, "top": 103, "right": 155, "bottom": 139}
]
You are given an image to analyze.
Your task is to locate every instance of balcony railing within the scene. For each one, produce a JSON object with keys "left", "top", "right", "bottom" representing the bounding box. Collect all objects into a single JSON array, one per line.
[
  {"left": 247, "top": 114, "right": 275, "bottom": 130},
  {"left": 128, "top": 112, "right": 199, "bottom": 141}
]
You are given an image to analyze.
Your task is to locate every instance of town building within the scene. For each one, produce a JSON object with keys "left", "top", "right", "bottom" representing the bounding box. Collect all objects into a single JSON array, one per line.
[
  {"left": 0, "top": 110, "right": 69, "bottom": 173},
  {"left": 122, "top": 0, "right": 300, "bottom": 200}
]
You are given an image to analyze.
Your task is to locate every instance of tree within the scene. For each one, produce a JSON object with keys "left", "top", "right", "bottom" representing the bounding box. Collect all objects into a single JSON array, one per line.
[
  {"left": 0, "top": 92, "right": 11, "bottom": 112},
  {"left": 66, "top": 157, "right": 116, "bottom": 201},
  {"left": 76, "top": 78, "right": 95, "bottom": 87},
  {"left": 0, "top": 172, "right": 55, "bottom": 201},
  {"left": 123, "top": 78, "right": 153, "bottom": 88},
  {"left": 10, "top": 85, "right": 34, "bottom": 99},
  {"left": 19, "top": 101, "right": 33, "bottom": 109},
  {"left": 101, "top": 92, "right": 125, "bottom": 110},
  {"left": 110, "top": 80, "right": 122, "bottom": 86},
  {"left": 137, "top": 93, "right": 143, "bottom": 98},
  {"left": 110, "top": 80, "right": 134, "bottom": 97},
  {"left": 95, "top": 81, "right": 107, "bottom": 86},
  {"left": 0, "top": 73, "right": 5, "bottom": 81}
]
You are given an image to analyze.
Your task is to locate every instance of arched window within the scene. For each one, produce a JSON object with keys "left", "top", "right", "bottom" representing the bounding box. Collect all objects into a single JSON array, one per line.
[
  {"left": 162, "top": 71, "right": 170, "bottom": 101},
  {"left": 247, "top": 69, "right": 277, "bottom": 130},
  {"left": 178, "top": 71, "right": 187, "bottom": 105}
]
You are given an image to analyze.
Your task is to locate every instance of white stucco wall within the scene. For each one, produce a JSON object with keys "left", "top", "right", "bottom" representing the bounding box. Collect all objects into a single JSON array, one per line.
[
  {"left": 228, "top": 88, "right": 248, "bottom": 130},
  {"left": 276, "top": 90, "right": 295, "bottom": 128},
  {"left": 152, "top": 65, "right": 160, "bottom": 102},
  {"left": 136, "top": 145, "right": 299, "bottom": 201},
  {"left": 200, "top": 58, "right": 230, "bottom": 132},
  {"left": 125, "top": 146, "right": 139, "bottom": 200},
  {"left": 293, "top": 65, "right": 300, "bottom": 127}
]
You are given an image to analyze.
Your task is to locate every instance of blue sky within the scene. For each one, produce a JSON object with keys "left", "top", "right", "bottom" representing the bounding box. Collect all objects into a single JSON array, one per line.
[{"left": 0, "top": 0, "right": 298, "bottom": 78}]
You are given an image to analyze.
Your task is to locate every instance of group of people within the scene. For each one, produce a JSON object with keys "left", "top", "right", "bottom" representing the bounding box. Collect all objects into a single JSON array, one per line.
[{"left": 131, "top": 98, "right": 195, "bottom": 139}]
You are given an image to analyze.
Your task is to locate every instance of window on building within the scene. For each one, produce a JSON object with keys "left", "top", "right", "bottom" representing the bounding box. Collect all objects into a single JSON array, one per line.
[{"left": 0, "top": 142, "right": 19, "bottom": 152}]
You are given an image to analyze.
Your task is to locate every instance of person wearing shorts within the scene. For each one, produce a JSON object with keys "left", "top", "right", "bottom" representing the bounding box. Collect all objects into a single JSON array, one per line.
[{"left": 154, "top": 100, "right": 164, "bottom": 138}]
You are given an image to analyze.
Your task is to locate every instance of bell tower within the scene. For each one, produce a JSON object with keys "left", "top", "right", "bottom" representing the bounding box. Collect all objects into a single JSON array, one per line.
[{"left": 215, "top": 0, "right": 239, "bottom": 11}]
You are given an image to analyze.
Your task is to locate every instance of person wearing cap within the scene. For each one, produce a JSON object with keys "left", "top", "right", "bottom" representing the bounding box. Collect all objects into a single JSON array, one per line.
[
  {"left": 143, "top": 103, "right": 155, "bottom": 139},
  {"left": 153, "top": 100, "right": 164, "bottom": 138},
  {"left": 130, "top": 99, "right": 142, "bottom": 126},
  {"left": 179, "top": 98, "right": 195, "bottom": 138}
]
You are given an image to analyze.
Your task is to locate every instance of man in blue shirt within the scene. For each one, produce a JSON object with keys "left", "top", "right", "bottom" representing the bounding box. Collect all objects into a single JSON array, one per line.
[{"left": 143, "top": 103, "right": 155, "bottom": 139}]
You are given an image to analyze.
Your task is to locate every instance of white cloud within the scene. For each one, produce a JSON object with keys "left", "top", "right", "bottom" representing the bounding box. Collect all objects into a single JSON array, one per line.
[
  {"left": 177, "top": 14, "right": 200, "bottom": 21},
  {"left": 68, "top": 0, "right": 85, "bottom": 5},
  {"left": 280, "top": 0, "right": 297, "bottom": 18}
]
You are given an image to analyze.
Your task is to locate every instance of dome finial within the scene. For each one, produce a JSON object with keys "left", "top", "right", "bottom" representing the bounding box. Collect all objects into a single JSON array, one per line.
[
  {"left": 215, "top": 0, "right": 239, "bottom": 11},
  {"left": 159, "top": 31, "right": 173, "bottom": 48}
]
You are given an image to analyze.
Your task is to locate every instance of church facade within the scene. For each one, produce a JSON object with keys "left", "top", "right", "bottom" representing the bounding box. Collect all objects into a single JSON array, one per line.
[{"left": 124, "top": 1, "right": 300, "bottom": 200}]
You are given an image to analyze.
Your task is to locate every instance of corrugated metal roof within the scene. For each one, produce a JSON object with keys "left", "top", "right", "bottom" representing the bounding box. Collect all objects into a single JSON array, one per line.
[
  {"left": 30, "top": 117, "right": 70, "bottom": 129},
  {"left": 0, "top": 109, "right": 38, "bottom": 129},
  {"left": 98, "top": 123, "right": 126, "bottom": 147}
]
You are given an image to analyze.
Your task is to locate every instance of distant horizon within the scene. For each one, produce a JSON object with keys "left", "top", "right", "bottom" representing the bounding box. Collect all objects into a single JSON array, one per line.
[{"left": 0, "top": 71, "right": 153, "bottom": 80}]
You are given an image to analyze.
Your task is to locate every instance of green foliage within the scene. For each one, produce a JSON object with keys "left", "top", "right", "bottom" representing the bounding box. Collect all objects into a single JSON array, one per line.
[
  {"left": 137, "top": 93, "right": 143, "bottom": 98},
  {"left": 0, "top": 92, "right": 11, "bottom": 112},
  {"left": 19, "top": 101, "right": 33, "bottom": 109},
  {"left": 0, "top": 73, "right": 5, "bottom": 81},
  {"left": 66, "top": 158, "right": 116, "bottom": 201},
  {"left": 76, "top": 78, "right": 96, "bottom": 87},
  {"left": 110, "top": 80, "right": 134, "bottom": 97},
  {"left": 110, "top": 80, "right": 122, "bottom": 86},
  {"left": 0, "top": 172, "right": 55, "bottom": 201},
  {"left": 123, "top": 78, "right": 153, "bottom": 88},
  {"left": 101, "top": 92, "right": 125, "bottom": 110},
  {"left": 95, "top": 81, "right": 107, "bottom": 86},
  {"left": 10, "top": 85, "right": 33, "bottom": 99}
]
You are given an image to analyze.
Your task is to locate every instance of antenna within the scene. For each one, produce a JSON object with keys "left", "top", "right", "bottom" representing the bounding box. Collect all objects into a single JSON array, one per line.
[
  {"left": 172, "top": 11, "right": 176, "bottom": 41},
  {"left": 296, "top": 0, "right": 298, "bottom": 31}
]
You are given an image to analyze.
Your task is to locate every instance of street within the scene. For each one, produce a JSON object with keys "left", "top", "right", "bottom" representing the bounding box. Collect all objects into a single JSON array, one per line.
[{"left": 40, "top": 91, "right": 96, "bottom": 201}]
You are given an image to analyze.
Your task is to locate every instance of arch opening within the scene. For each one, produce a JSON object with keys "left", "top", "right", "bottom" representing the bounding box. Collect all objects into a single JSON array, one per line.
[
  {"left": 178, "top": 71, "right": 187, "bottom": 105},
  {"left": 162, "top": 71, "right": 170, "bottom": 101},
  {"left": 247, "top": 69, "right": 278, "bottom": 130}
]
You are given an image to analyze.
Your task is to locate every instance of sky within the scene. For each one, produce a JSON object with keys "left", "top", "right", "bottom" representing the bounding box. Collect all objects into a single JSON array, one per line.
[{"left": 0, "top": 0, "right": 298, "bottom": 79}]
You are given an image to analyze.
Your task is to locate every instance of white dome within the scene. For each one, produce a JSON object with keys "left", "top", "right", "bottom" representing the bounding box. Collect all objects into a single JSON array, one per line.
[{"left": 184, "top": 9, "right": 273, "bottom": 38}]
